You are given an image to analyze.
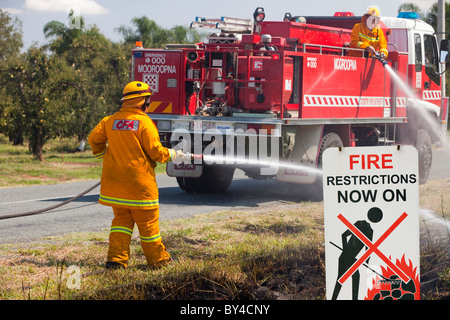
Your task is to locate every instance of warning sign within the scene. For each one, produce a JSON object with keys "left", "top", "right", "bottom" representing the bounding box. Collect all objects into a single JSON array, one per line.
[{"left": 322, "top": 146, "right": 420, "bottom": 300}]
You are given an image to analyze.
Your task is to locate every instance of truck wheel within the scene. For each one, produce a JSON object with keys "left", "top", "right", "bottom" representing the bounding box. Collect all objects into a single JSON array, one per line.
[
  {"left": 415, "top": 129, "right": 432, "bottom": 184},
  {"left": 176, "top": 177, "right": 198, "bottom": 193},
  {"left": 195, "top": 166, "right": 235, "bottom": 193},
  {"left": 318, "top": 132, "right": 344, "bottom": 167},
  {"left": 307, "top": 132, "right": 343, "bottom": 201},
  {"left": 176, "top": 166, "right": 235, "bottom": 193}
]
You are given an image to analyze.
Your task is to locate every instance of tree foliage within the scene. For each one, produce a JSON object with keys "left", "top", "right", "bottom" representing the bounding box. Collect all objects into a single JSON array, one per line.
[
  {"left": 43, "top": 10, "right": 85, "bottom": 55},
  {"left": 1, "top": 10, "right": 131, "bottom": 159},
  {"left": 0, "top": 10, "right": 202, "bottom": 160},
  {"left": 0, "top": 46, "right": 77, "bottom": 160},
  {"left": 0, "top": 9, "right": 22, "bottom": 61},
  {"left": 116, "top": 16, "right": 203, "bottom": 47},
  {"left": 44, "top": 16, "right": 130, "bottom": 146},
  {"left": 0, "top": 9, "right": 24, "bottom": 145},
  {"left": 398, "top": 3, "right": 426, "bottom": 18},
  {"left": 1, "top": 5, "right": 447, "bottom": 160}
]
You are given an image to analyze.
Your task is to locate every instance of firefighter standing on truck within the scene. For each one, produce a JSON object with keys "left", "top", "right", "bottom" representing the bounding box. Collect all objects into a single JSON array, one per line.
[
  {"left": 349, "top": 6, "right": 388, "bottom": 59},
  {"left": 88, "top": 81, "right": 190, "bottom": 269}
]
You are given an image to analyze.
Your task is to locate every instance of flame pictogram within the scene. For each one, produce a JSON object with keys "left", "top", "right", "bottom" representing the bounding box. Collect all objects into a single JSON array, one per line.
[{"left": 365, "top": 254, "right": 420, "bottom": 300}]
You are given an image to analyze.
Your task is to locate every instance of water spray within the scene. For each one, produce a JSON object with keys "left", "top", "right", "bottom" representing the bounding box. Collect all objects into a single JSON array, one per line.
[
  {"left": 373, "top": 51, "right": 446, "bottom": 145},
  {"left": 201, "top": 154, "right": 324, "bottom": 176}
]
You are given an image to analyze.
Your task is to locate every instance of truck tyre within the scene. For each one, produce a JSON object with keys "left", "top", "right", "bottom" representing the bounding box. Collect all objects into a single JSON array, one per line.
[
  {"left": 195, "top": 166, "right": 235, "bottom": 193},
  {"left": 312, "top": 132, "right": 344, "bottom": 200},
  {"left": 415, "top": 129, "right": 432, "bottom": 184},
  {"left": 176, "top": 166, "right": 235, "bottom": 193},
  {"left": 176, "top": 177, "right": 198, "bottom": 193},
  {"left": 318, "top": 132, "right": 344, "bottom": 167}
]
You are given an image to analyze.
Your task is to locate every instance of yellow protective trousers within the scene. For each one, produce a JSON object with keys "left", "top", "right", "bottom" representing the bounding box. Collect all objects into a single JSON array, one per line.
[{"left": 107, "top": 207, "right": 170, "bottom": 268}]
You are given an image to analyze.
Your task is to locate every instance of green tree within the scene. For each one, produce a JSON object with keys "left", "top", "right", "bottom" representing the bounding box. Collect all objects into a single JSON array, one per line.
[
  {"left": 397, "top": 3, "right": 426, "bottom": 18},
  {"left": 0, "top": 9, "right": 24, "bottom": 144},
  {"left": 0, "top": 9, "right": 22, "bottom": 61},
  {"left": 59, "top": 28, "right": 130, "bottom": 147},
  {"left": 43, "top": 9, "right": 85, "bottom": 55},
  {"left": 423, "top": 2, "right": 450, "bottom": 34},
  {"left": 116, "top": 16, "right": 202, "bottom": 48},
  {"left": 43, "top": 12, "right": 130, "bottom": 151},
  {"left": 424, "top": 2, "right": 450, "bottom": 101},
  {"left": 1, "top": 46, "right": 77, "bottom": 160}
]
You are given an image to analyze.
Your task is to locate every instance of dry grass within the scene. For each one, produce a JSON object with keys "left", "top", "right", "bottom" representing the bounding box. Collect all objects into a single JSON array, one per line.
[
  {"left": 0, "top": 135, "right": 166, "bottom": 188},
  {"left": 0, "top": 181, "right": 448, "bottom": 300},
  {"left": 0, "top": 203, "right": 326, "bottom": 300},
  {"left": 418, "top": 179, "right": 450, "bottom": 299}
]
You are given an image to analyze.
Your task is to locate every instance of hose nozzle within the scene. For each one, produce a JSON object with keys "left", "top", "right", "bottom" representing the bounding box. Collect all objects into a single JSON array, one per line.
[
  {"left": 191, "top": 154, "right": 203, "bottom": 163},
  {"left": 173, "top": 152, "right": 202, "bottom": 165},
  {"left": 373, "top": 52, "right": 388, "bottom": 67}
]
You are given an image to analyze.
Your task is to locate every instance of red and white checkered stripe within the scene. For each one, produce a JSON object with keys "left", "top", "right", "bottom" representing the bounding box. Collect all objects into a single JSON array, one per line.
[
  {"left": 423, "top": 90, "right": 441, "bottom": 100},
  {"left": 395, "top": 97, "right": 407, "bottom": 107},
  {"left": 303, "top": 95, "right": 406, "bottom": 107},
  {"left": 303, "top": 95, "right": 407, "bottom": 118}
]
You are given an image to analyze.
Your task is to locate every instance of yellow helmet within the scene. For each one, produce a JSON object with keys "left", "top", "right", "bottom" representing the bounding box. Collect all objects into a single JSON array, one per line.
[
  {"left": 121, "top": 81, "right": 152, "bottom": 101},
  {"left": 366, "top": 5, "right": 380, "bottom": 17}
]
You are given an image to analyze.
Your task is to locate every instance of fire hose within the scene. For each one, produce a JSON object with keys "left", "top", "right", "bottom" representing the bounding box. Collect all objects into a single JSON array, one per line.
[
  {"left": 0, "top": 181, "right": 101, "bottom": 221},
  {"left": 0, "top": 154, "right": 202, "bottom": 221}
]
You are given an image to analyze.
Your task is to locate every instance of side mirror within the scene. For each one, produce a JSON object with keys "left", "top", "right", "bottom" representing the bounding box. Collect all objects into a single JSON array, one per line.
[{"left": 439, "top": 39, "right": 450, "bottom": 65}]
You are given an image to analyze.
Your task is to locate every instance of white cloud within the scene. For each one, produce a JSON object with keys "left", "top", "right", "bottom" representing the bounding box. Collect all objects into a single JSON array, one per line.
[
  {"left": 1, "top": 8, "right": 24, "bottom": 15},
  {"left": 23, "top": 0, "right": 108, "bottom": 15}
]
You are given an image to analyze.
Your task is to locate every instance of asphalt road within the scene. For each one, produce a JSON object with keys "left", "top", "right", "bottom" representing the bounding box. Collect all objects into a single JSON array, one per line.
[
  {"left": 0, "top": 148, "right": 449, "bottom": 244},
  {"left": 0, "top": 170, "right": 312, "bottom": 244}
]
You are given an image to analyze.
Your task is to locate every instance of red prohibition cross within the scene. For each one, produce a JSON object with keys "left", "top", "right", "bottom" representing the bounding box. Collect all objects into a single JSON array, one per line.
[{"left": 337, "top": 212, "right": 410, "bottom": 284}]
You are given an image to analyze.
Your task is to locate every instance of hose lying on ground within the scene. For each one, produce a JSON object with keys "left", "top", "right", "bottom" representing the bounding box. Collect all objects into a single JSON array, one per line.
[{"left": 0, "top": 181, "right": 101, "bottom": 221}]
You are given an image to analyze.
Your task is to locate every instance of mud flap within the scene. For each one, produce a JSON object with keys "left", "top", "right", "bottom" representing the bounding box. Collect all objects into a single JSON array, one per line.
[{"left": 166, "top": 162, "right": 203, "bottom": 178}]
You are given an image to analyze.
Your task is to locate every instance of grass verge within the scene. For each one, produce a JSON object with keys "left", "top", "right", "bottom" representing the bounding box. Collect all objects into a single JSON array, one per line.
[
  {"left": 0, "top": 135, "right": 448, "bottom": 300},
  {"left": 0, "top": 135, "right": 166, "bottom": 188},
  {"left": 0, "top": 203, "right": 326, "bottom": 300},
  {"left": 0, "top": 179, "right": 448, "bottom": 300}
]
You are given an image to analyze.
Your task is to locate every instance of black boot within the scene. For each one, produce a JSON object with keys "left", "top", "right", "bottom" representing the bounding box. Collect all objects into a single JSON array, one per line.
[{"left": 105, "top": 262, "right": 125, "bottom": 269}]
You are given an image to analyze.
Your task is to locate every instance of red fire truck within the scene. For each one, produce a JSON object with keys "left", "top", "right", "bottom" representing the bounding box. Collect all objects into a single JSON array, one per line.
[{"left": 131, "top": 8, "right": 449, "bottom": 193}]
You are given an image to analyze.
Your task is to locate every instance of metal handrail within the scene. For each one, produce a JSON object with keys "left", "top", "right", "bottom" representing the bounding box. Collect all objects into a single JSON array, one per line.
[{"left": 302, "top": 43, "right": 365, "bottom": 56}]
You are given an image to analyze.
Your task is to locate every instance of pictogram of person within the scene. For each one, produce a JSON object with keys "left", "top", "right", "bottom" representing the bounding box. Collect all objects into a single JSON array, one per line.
[{"left": 332, "top": 207, "right": 383, "bottom": 300}]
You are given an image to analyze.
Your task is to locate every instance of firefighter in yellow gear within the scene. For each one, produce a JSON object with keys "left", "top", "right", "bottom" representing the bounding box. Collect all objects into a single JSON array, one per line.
[
  {"left": 349, "top": 6, "right": 388, "bottom": 59},
  {"left": 88, "top": 81, "right": 190, "bottom": 269}
]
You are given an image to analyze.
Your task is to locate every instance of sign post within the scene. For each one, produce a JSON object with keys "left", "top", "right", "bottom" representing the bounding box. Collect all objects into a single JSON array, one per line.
[{"left": 322, "top": 146, "right": 420, "bottom": 300}]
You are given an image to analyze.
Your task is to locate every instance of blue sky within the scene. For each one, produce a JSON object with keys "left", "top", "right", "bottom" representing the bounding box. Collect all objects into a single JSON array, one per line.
[{"left": 0, "top": 0, "right": 438, "bottom": 49}]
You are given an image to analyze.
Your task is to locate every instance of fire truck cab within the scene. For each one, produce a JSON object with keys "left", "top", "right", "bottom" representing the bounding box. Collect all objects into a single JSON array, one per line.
[{"left": 131, "top": 9, "right": 449, "bottom": 194}]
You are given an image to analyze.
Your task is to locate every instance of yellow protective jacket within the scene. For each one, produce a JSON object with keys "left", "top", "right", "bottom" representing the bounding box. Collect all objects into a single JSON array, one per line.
[
  {"left": 88, "top": 99, "right": 176, "bottom": 209},
  {"left": 349, "top": 16, "right": 388, "bottom": 58}
]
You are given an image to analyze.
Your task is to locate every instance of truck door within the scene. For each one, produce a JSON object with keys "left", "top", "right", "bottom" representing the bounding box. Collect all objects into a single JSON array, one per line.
[{"left": 423, "top": 34, "right": 442, "bottom": 106}]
